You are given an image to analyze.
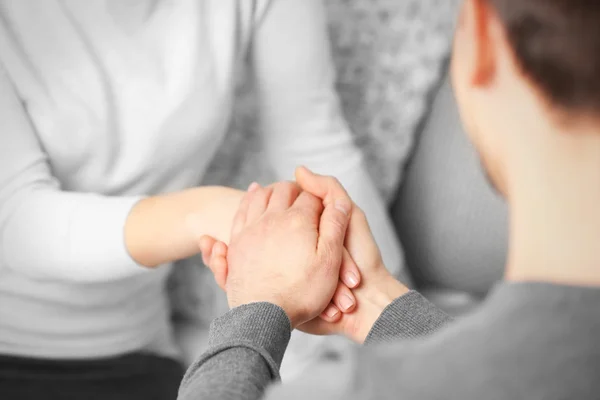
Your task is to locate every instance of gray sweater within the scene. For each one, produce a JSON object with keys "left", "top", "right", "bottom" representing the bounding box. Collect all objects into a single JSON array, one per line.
[{"left": 178, "top": 283, "right": 600, "bottom": 400}]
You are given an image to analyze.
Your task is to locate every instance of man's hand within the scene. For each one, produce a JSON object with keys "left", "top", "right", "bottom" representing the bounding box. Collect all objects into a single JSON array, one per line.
[{"left": 218, "top": 180, "right": 353, "bottom": 329}]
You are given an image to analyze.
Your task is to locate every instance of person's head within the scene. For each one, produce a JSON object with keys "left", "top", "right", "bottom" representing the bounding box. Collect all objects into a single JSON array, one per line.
[{"left": 451, "top": 0, "right": 600, "bottom": 197}]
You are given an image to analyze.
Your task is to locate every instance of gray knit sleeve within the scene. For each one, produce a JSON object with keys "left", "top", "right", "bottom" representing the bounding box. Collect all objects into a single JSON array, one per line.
[
  {"left": 178, "top": 302, "right": 291, "bottom": 400},
  {"left": 365, "top": 291, "right": 453, "bottom": 344}
]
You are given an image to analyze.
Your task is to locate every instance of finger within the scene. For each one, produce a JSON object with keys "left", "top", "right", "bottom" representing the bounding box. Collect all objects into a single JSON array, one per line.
[
  {"left": 316, "top": 199, "right": 351, "bottom": 274},
  {"left": 267, "top": 181, "right": 301, "bottom": 212},
  {"left": 332, "top": 281, "right": 356, "bottom": 313},
  {"left": 295, "top": 167, "right": 352, "bottom": 209},
  {"left": 248, "top": 182, "right": 261, "bottom": 192},
  {"left": 320, "top": 302, "right": 342, "bottom": 322},
  {"left": 295, "top": 168, "right": 353, "bottom": 264},
  {"left": 299, "top": 314, "right": 340, "bottom": 336},
  {"left": 340, "top": 248, "right": 361, "bottom": 288},
  {"left": 345, "top": 206, "right": 377, "bottom": 261},
  {"left": 291, "top": 191, "right": 324, "bottom": 225},
  {"left": 209, "top": 241, "right": 228, "bottom": 290},
  {"left": 231, "top": 182, "right": 260, "bottom": 240},
  {"left": 247, "top": 186, "right": 274, "bottom": 223},
  {"left": 199, "top": 235, "right": 217, "bottom": 265}
]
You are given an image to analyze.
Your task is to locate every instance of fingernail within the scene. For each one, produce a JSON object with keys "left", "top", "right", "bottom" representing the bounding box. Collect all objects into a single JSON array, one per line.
[
  {"left": 325, "top": 307, "right": 339, "bottom": 318},
  {"left": 248, "top": 182, "right": 260, "bottom": 192},
  {"left": 339, "top": 295, "right": 354, "bottom": 311},
  {"left": 334, "top": 199, "right": 351, "bottom": 216},
  {"left": 345, "top": 271, "right": 359, "bottom": 288}
]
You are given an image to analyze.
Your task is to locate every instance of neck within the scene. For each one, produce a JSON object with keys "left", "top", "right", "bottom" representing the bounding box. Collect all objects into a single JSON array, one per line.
[{"left": 505, "top": 118, "right": 600, "bottom": 287}]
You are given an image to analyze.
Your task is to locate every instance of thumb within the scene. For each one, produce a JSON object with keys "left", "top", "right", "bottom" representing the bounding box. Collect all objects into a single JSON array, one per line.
[
  {"left": 317, "top": 198, "right": 352, "bottom": 271},
  {"left": 295, "top": 166, "right": 350, "bottom": 205},
  {"left": 296, "top": 167, "right": 353, "bottom": 262}
]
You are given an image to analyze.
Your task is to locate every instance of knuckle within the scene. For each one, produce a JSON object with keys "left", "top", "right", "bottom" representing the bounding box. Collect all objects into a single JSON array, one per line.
[
  {"left": 259, "top": 186, "right": 272, "bottom": 199},
  {"left": 282, "top": 181, "right": 299, "bottom": 192},
  {"left": 286, "top": 209, "right": 308, "bottom": 229},
  {"left": 282, "top": 182, "right": 300, "bottom": 202},
  {"left": 308, "top": 193, "right": 323, "bottom": 211},
  {"left": 274, "top": 181, "right": 297, "bottom": 195},
  {"left": 326, "top": 176, "right": 340, "bottom": 188},
  {"left": 246, "top": 188, "right": 263, "bottom": 205}
]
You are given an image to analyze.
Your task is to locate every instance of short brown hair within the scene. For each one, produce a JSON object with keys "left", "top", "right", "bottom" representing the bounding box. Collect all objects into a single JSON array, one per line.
[{"left": 489, "top": 0, "right": 600, "bottom": 113}]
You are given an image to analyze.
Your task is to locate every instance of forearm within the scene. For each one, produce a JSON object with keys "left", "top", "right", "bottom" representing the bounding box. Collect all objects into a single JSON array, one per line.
[
  {"left": 1, "top": 63, "right": 246, "bottom": 282},
  {"left": 125, "top": 186, "right": 244, "bottom": 267},
  {"left": 265, "top": 292, "right": 457, "bottom": 400},
  {"left": 179, "top": 303, "right": 291, "bottom": 400},
  {"left": 1, "top": 185, "right": 243, "bottom": 282},
  {"left": 179, "top": 292, "right": 453, "bottom": 400},
  {"left": 1, "top": 184, "right": 145, "bottom": 282}
]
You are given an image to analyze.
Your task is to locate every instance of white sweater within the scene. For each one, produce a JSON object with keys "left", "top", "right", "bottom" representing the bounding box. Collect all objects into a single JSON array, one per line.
[{"left": 0, "top": 0, "right": 404, "bottom": 359}]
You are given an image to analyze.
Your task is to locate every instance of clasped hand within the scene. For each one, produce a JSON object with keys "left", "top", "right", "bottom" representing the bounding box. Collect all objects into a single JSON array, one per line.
[{"left": 200, "top": 167, "right": 408, "bottom": 342}]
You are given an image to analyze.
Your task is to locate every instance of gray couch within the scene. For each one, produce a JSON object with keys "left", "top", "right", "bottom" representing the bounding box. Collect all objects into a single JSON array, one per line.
[{"left": 392, "top": 74, "right": 508, "bottom": 316}]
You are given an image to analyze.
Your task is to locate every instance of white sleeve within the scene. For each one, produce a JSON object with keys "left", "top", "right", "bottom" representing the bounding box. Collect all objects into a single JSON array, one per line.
[
  {"left": 0, "top": 67, "right": 149, "bottom": 283},
  {"left": 250, "top": 0, "right": 408, "bottom": 280}
]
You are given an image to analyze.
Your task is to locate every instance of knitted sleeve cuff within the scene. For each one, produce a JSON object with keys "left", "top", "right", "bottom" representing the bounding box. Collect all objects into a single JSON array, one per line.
[{"left": 365, "top": 291, "right": 453, "bottom": 345}]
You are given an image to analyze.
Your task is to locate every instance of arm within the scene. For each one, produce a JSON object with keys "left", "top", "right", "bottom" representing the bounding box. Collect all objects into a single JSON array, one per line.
[
  {"left": 0, "top": 66, "right": 243, "bottom": 282},
  {"left": 179, "top": 176, "right": 451, "bottom": 399},
  {"left": 179, "top": 177, "right": 354, "bottom": 400},
  {"left": 178, "top": 291, "right": 452, "bottom": 400},
  {"left": 178, "top": 303, "right": 291, "bottom": 400},
  {"left": 251, "top": 0, "right": 410, "bottom": 283},
  {"left": 265, "top": 291, "right": 454, "bottom": 400}
]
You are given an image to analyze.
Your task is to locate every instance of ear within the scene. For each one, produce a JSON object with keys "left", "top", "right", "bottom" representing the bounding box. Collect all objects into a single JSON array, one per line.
[{"left": 461, "top": 0, "right": 497, "bottom": 87}]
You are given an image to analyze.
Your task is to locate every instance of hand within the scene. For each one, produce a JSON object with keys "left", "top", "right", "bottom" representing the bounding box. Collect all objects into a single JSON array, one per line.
[
  {"left": 201, "top": 234, "right": 361, "bottom": 328},
  {"left": 201, "top": 203, "right": 405, "bottom": 342},
  {"left": 202, "top": 168, "right": 409, "bottom": 342},
  {"left": 219, "top": 180, "right": 353, "bottom": 329},
  {"left": 294, "top": 167, "right": 409, "bottom": 342},
  {"left": 201, "top": 182, "right": 363, "bottom": 328}
]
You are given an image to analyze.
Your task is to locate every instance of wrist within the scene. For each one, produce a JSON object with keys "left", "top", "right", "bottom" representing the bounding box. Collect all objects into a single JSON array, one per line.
[
  {"left": 371, "top": 270, "right": 410, "bottom": 307},
  {"left": 125, "top": 187, "right": 244, "bottom": 267},
  {"left": 351, "top": 268, "right": 409, "bottom": 343},
  {"left": 233, "top": 296, "right": 302, "bottom": 330},
  {"left": 125, "top": 194, "right": 197, "bottom": 267}
]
